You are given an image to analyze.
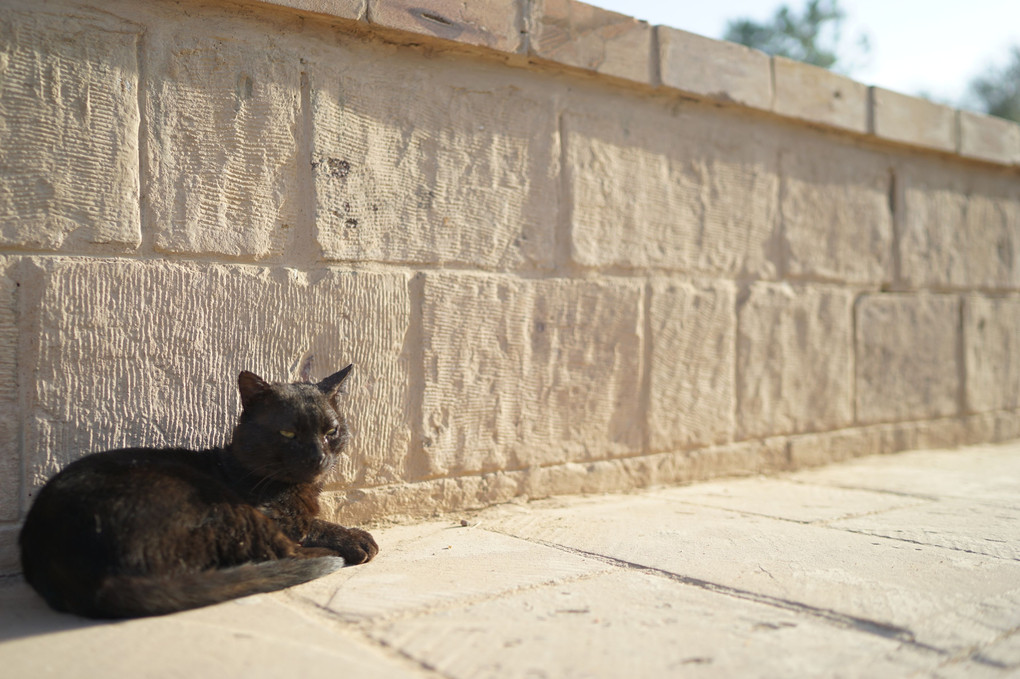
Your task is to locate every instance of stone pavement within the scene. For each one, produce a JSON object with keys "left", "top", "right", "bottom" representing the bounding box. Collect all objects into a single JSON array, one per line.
[{"left": 2, "top": 442, "right": 1019, "bottom": 678}]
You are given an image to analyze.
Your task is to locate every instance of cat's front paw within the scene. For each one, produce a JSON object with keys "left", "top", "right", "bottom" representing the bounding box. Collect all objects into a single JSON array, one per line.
[{"left": 337, "top": 527, "right": 378, "bottom": 565}]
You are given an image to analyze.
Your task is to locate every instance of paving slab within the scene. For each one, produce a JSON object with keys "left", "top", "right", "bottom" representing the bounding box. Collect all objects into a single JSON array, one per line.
[
  {"left": 287, "top": 520, "right": 611, "bottom": 619},
  {"left": 478, "top": 494, "right": 1020, "bottom": 654},
  {"left": 787, "top": 444, "right": 1020, "bottom": 504},
  {"left": 649, "top": 477, "right": 928, "bottom": 523},
  {"left": 0, "top": 575, "right": 426, "bottom": 679},
  {"left": 936, "top": 629, "right": 1020, "bottom": 678},
  {"left": 368, "top": 569, "right": 938, "bottom": 678},
  {"left": 830, "top": 499, "right": 1020, "bottom": 561},
  {"left": 2, "top": 441, "right": 1020, "bottom": 677}
]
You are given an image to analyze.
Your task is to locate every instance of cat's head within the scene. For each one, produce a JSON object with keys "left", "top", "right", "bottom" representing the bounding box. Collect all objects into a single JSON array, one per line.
[{"left": 228, "top": 365, "right": 353, "bottom": 484}]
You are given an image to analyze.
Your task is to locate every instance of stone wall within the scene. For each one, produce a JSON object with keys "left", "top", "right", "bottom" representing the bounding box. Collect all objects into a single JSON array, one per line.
[{"left": 1, "top": 0, "right": 1019, "bottom": 571}]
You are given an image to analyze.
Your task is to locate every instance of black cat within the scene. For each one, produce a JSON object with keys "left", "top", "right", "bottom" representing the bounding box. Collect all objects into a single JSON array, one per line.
[{"left": 19, "top": 365, "right": 378, "bottom": 619}]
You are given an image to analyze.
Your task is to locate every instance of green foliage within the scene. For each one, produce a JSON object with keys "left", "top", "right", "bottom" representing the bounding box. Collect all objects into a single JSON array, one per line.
[
  {"left": 967, "top": 46, "right": 1020, "bottom": 123},
  {"left": 723, "top": 0, "right": 869, "bottom": 74}
]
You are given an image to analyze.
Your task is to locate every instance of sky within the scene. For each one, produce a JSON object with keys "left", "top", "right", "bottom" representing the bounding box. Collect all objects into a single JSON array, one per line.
[{"left": 588, "top": 0, "right": 1020, "bottom": 108}]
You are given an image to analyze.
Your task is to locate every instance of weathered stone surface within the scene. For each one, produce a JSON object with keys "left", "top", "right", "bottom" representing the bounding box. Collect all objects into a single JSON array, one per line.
[
  {"left": 958, "top": 109, "right": 1020, "bottom": 166},
  {"left": 649, "top": 279, "right": 735, "bottom": 450},
  {"left": 786, "top": 424, "right": 916, "bottom": 468},
  {"left": 897, "top": 160, "right": 1020, "bottom": 289},
  {"left": 529, "top": 0, "right": 653, "bottom": 84},
  {"left": 482, "top": 493, "right": 1020, "bottom": 653},
  {"left": 855, "top": 294, "right": 960, "bottom": 425},
  {"left": 23, "top": 260, "right": 411, "bottom": 500},
  {"left": 420, "top": 274, "right": 643, "bottom": 477},
  {"left": 324, "top": 438, "right": 790, "bottom": 525},
  {"left": 310, "top": 43, "right": 557, "bottom": 269},
  {"left": 780, "top": 136, "right": 893, "bottom": 284},
  {"left": 657, "top": 27, "right": 771, "bottom": 110},
  {"left": 370, "top": 569, "right": 935, "bottom": 678},
  {"left": 257, "top": 0, "right": 366, "bottom": 21},
  {"left": 0, "top": 259, "right": 18, "bottom": 522},
  {"left": 6, "top": 443, "right": 1020, "bottom": 675},
  {"left": 772, "top": 56, "right": 868, "bottom": 133},
  {"left": 870, "top": 87, "right": 956, "bottom": 152},
  {"left": 0, "top": 4, "right": 140, "bottom": 250},
  {"left": 940, "top": 631, "right": 1020, "bottom": 678},
  {"left": 964, "top": 296, "right": 1020, "bottom": 413},
  {"left": 295, "top": 521, "right": 609, "bottom": 618},
  {"left": 0, "top": 581, "right": 424, "bottom": 678},
  {"left": 566, "top": 97, "right": 779, "bottom": 276},
  {"left": 789, "top": 443, "right": 1020, "bottom": 505},
  {"left": 736, "top": 284, "right": 853, "bottom": 439},
  {"left": 0, "top": 526, "right": 17, "bottom": 574},
  {"left": 832, "top": 499, "right": 1020, "bottom": 561},
  {"left": 144, "top": 14, "right": 307, "bottom": 258},
  {"left": 368, "top": 0, "right": 522, "bottom": 53},
  {"left": 653, "top": 477, "right": 923, "bottom": 524}
]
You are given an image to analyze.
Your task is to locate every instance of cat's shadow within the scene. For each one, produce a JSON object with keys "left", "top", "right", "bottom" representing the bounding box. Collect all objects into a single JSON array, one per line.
[{"left": 0, "top": 576, "right": 113, "bottom": 642}]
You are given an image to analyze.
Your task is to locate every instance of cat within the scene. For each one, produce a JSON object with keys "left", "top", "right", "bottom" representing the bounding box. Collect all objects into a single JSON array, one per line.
[{"left": 19, "top": 365, "right": 378, "bottom": 619}]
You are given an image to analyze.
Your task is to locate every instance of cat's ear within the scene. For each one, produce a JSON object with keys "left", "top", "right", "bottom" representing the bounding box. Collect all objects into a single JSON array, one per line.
[
  {"left": 317, "top": 364, "right": 353, "bottom": 404},
  {"left": 238, "top": 371, "right": 272, "bottom": 410}
]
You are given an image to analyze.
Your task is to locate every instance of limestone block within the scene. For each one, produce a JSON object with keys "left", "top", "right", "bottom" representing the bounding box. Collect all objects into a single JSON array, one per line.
[
  {"left": 736, "top": 284, "right": 853, "bottom": 439},
  {"left": 420, "top": 273, "right": 643, "bottom": 477},
  {"left": 870, "top": 87, "right": 956, "bottom": 153},
  {"left": 897, "top": 160, "right": 1020, "bottom": 289},
  {"left": 786, "top": 422, "right": 925, "bottom": 469},
  {"left": 0, "top": 259, "right": 18, "bottom": 522},
  {"left": 772, "top": 56, "right": 868, "bottom": 133},
  {"left": 685, "top": 438, "right": 790, "bottom": 478},
  {"left": 657, "top": 27, "right": 771, "bottom": 110},
  {"left": 144, "top": 16, "right": 304, "bottom": 258},
  {"left": 648, "top": 279, "right": 735, "bottom": 451},
  {"left": 368, "top": 0, "right": 522, "bottom": 53},
  {"left": 996, "top": 410, "right": 1020, "bottom": 442},
  {"left": 958, "top": 109, "right": 1020, "bottom": 166},
  {"left": 855, "top": 294, "right": 960, "bottom": 425},
  {"left": 787, "top": 427, "right": 882, "bottom": 468},
  {"left": 310, "top": 44, "right": 557, "bottom": 269},
  {"left": 566, "top": 99, "right": 779, "bottom": 276},
  {"left": 0, "top": 5, "right": 140, "bottom": 249},
  {"left": 964, "top": 296, "right": 1020, "bottom": 413},
  {"left": 779, "top": 135, "right": 894, "bottom": 284},
  {"left": 23, "top": 260, "right": 411, "bottom": 500},
  {"left": 0, "top": 526, "right": 18, "bottom": 574},
  {"left": 528, "top": 0, "right": 653, "bottom": 84},
  {"left": 257, "top": 0, "right": 366, "bottom": 21}
]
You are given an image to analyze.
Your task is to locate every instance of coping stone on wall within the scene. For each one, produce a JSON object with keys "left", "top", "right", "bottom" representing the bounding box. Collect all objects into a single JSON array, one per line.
[
  {"left": 771, "top": 56, "right": 868, "bottom": 134},
  {"left": 657, "top": 26, "right": 771, "bottom": 111},
  {"left": 870, "top": 86, "right": 957, "bottom": 153},
  {"left": 527, "top": 0, "right": 654, "bottom": 85},
  {"left": 250, "top": 0, "right": 1020, "bottom": 169},
  {"left": 958, "top": 109, "right": 1020, "bottom": 166},
  {"left": 369, "top": 0, "right": 524, "bottom": 53},
  {"left": 254, "top": 0, "right": 366, "bottom": 20}
]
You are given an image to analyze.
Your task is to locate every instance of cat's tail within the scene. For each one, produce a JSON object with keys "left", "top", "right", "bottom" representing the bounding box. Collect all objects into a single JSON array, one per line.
[{"left": 89, "top": 556, "right": 345, "bottom": 619}]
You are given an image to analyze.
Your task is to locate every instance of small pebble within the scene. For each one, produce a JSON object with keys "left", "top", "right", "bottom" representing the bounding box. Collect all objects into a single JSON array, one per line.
[{"left": 460, "top": 519, "right": 469, "bottom": 527}]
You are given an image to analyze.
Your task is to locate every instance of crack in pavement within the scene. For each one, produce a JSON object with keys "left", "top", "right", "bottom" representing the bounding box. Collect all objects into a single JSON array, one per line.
[{"left": 489, "top": 530, "right": 948, "bottom": 657}]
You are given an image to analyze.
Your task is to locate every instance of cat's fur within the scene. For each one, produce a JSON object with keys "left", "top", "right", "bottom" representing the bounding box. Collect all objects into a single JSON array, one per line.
[{"left": 19, "top": 365, "right": 378, "bottom": 619}]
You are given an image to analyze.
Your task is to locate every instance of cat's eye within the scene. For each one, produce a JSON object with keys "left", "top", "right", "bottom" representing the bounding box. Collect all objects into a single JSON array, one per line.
[
  {"left": 325, "top": 427, "right": 338, "bottom": 438},
  {"left": 279, "top": 430, "right": 296, "bottom": 439}
]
